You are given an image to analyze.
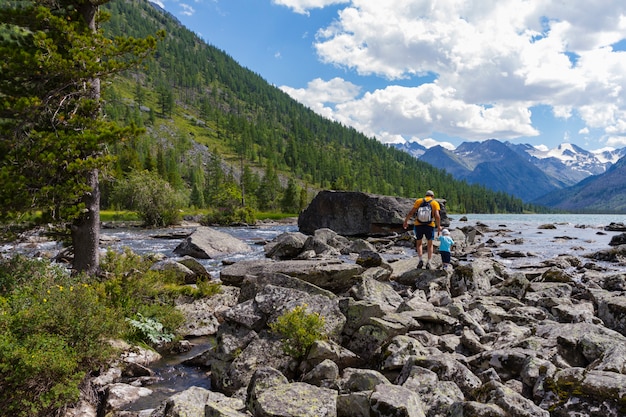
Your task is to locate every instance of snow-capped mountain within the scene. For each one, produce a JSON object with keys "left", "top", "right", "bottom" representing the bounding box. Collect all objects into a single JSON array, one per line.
[
  {"left": 528, "top": 143, "right": 624, "bottom": 165},
  {"left": 392, "top": 139, "right": 626, "bottom": 204},
  {"left": 391, "top": 141, "right": 427, "bottom": 159},
  {"left": 507, "top": 142, "right": 625, "bottom": 187},
  {"left": 419, "top": 140, "right": 564, "bottom": 201}
]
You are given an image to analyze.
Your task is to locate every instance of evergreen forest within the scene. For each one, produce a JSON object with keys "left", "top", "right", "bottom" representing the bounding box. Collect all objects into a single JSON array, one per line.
[{"left": 101, "top": 0, "right": 538, "bottom": 220}]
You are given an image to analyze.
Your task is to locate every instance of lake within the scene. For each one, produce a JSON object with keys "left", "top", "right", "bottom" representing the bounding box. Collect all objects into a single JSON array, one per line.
[{"left": 453, "top": 213, "right": 626, "bottom": 270}]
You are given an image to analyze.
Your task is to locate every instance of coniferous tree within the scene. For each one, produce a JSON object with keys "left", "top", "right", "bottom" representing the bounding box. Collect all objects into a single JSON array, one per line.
[
  {"left": 257, "top": 163, "right": 282, "bottom": 211},
  {"left": 134, "top": 79, "right": 145, "bottom": 107},
  {"left": 0, "top": 0, "right": 161, "bottom": 273},
  {"left": 281, "top": 178, "right": 300, "bottom": 213}
]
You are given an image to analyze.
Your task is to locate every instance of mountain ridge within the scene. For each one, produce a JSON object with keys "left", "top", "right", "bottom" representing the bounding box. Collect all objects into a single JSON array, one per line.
[
  {"left": 532, "top": 156, "right": 626, "bottom": 212},
  {"left": 392, "top": 139, "right": 626, "bottom": 210}
]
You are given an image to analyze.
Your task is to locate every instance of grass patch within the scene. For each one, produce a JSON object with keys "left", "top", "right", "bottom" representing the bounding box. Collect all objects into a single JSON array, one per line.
[{"left": 100, "top": 210, "right": 141, "bottom": 222}]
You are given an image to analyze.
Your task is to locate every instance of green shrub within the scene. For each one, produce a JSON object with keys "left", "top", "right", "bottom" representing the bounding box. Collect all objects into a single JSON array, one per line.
[
  {"left": 269, "top": 304, "right": 327, "bottom": 359},
  {"left": 100, "top": 248, "right": 185, "bottom": 341},
  {"left": 0, "top": 246, "right": 231, "bottom": 415},
  {"left": 0, "top": 257, "right": 121, "bottom": 417},
  {"left": 0, "top": 250, "right": 197, "bottom": 416},
  {"left": 110, "top": 169, "right": 189, "bottom": 227},
  {"left": 203, "top": 206, "right": 256, "bottom": 225}
]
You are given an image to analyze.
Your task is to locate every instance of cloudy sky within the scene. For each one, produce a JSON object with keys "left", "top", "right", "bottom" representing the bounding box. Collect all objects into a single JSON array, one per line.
[{"left": 148, "top": 0, "right": 626, "bottom": 151}]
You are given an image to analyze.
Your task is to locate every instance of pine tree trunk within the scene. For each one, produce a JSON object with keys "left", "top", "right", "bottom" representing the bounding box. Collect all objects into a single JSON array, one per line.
[
  {"left": 72, "top": 1, "right": 102, "bottom": 274},
  {"left": 71, "top": 168, "right": 101, "bottom": 274}
]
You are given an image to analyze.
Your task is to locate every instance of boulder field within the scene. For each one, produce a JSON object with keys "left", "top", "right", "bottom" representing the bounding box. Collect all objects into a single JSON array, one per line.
[{"left": 70, "top": 213, "right": 626, "bottom": 417}]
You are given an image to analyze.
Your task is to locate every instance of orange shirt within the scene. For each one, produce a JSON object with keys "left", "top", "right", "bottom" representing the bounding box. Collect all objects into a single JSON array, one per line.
[{"left": 411, "top": 197, "right": 440, "bottom": 227}]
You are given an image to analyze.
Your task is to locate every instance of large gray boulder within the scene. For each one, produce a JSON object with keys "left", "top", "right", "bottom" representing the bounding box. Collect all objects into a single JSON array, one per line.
[
  {"left": 298, "top": 190, "right": 449, "bottom": 236},
  {"left": 173, "top": 226, "right": 252, "bottom": 259}
]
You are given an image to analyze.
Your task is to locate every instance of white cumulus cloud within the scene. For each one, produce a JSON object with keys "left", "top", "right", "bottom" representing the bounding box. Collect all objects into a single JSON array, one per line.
[{"left": 278, "top": 0, "right": 626, "bottom": 149}]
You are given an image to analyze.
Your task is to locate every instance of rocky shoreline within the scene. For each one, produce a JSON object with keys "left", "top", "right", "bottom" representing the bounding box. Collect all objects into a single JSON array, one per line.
[{"left": 62, "top": 213, "right": 626, "bottom": 417}]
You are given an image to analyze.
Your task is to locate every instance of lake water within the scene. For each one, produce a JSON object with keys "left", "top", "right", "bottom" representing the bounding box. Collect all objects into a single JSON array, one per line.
[
  {"left": 100, "top": 223, "right": 298, "bottom": 279},
  {"left": 452, "top": 213, "right": 626, "bottom": 271},
  {"left": 3, "top": 214, "right": 624, "bottom": 274}
]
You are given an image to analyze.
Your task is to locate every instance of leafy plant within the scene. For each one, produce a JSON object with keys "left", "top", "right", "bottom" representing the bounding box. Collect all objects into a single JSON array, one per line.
[
  {"left": 0, "top": 249, "right": 198, "bottom": 416},
  {"left": 126, "top": 313, "right": 174, "bottom": 346},
  {"left": 100, "top": 248, "right": 185, "bottom": 327},
  {"left": 269, "top": 304, "right": 327, "bottom": 359}
]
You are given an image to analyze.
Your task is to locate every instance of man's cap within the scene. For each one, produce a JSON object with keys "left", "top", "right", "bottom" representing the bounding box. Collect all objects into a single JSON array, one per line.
[{"left": 425, "top": 190, "right": 434, "bottom": 196}]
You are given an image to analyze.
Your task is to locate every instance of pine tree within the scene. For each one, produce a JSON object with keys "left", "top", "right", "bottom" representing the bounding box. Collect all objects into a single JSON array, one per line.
[
  {"left": 0, "top": 0, "right": 162, "bottom": 273},
  {"left": 281, "top": 178, "right": 300, "bottom": 213}
]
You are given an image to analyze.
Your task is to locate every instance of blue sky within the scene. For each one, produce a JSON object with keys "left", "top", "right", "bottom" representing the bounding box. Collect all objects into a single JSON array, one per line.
[{"left": 149, "top": 0, "right": 626, "bottom": 152}]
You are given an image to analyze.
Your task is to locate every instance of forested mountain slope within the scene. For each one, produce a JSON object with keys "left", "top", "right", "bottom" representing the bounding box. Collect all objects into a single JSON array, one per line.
[
  {"left": 101, "top": 0, "right": 535, "bottom": 214},
  {"left": 533, "top": 155, "right": 626, "bottom": 213}
]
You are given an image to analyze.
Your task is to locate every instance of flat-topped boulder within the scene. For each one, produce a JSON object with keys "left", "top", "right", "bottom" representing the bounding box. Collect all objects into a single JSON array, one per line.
[
  {"left": 219, "top": 259, "right": 364, "bottom": 293},
  {"left": 173, "top": 226, "right": 252, "bottom": 259},
  {"left": 298, "top": 190, "right": 449, "bottom": 236}
]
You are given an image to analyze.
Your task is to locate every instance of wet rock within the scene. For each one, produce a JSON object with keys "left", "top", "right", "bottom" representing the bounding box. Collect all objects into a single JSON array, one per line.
[
  {"left": 608, "top": 232, "right": 626, "bottom": 246},
  {"left": 263, "top": 231, "right": 308, "bottom": 260},
  {"left": 102, "top": 383, "right": 152, "bottom": 415},
  {"left": 605, "top": 222, "right": 626, "bottom": 232}
]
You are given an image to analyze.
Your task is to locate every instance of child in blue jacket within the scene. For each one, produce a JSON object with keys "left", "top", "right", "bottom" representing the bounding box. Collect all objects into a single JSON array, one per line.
[{"left": 438, "top": 229, "right": 454, "bottom": 270}]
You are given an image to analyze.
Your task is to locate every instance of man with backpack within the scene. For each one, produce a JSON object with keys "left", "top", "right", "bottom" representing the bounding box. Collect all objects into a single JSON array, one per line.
[{"left": 402, "top": 190, "right": 442, "bottom": 269}]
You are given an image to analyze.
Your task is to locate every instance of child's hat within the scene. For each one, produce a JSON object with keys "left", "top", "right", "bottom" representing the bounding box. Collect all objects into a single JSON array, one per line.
[{"left": 442, "top": 229, "right": 450, "bottom": 235}]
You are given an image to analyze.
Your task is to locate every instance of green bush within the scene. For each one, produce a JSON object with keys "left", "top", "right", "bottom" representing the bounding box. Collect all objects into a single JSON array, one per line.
[
  {"left": 203, "top": 206, "right": 256, "bottom": 225},
  {"left": 110, "top": 169, "right": 189, "bottom": 227},
  {"left": 0, "top": 249, "right": 202, "bottom": 416},
  {"left": 269, "top": 304, "right": 327, "bottom": 359},
  {"left": 0, "top": 257, "right": 121, "bottom": 417},
  {"left": 100, "top": 248, "right": 185, "bottom": 340}
]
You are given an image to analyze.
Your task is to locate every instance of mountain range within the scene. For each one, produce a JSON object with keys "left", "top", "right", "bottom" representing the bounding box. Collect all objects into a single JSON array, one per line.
[{"left": 392, "top": 140, "right": 626, "bottom": 211}]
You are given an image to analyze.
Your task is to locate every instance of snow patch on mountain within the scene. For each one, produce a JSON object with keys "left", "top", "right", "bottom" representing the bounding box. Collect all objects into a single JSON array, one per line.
[
  {"left": 524, "top": 142, "right": 623, "bottom": 176},
  {"left": 591, "top": 147, "right": 624, "bottom": 164}
]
